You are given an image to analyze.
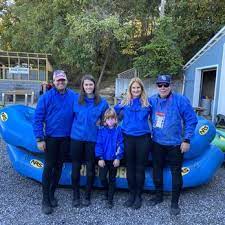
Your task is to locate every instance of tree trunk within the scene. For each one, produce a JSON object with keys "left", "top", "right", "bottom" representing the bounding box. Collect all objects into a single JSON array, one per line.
[
  {"left": 97, "top": 45, "right": 111, "bottom": 87},
  {"left": 160, "top": 0, "right": 166, "bottom": 18}
]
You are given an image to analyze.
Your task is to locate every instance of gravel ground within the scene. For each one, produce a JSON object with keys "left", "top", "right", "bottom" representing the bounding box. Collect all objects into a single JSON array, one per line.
[{"left": 0, "top": 139, "right": 225, "bottom": 225}]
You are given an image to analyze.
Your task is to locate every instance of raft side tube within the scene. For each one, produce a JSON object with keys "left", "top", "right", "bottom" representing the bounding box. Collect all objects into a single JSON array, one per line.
[{"left": 7, "top": 144, "right": 224, "bottom": 191}]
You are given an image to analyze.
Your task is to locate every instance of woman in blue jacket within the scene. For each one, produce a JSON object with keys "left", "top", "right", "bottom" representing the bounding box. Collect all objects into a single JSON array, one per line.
[
  {"left": 115, "top": 77, "right": 151, "bottom": 209},
  {"left": 70, "top": 74, "right": 108, "bottom": 207}
]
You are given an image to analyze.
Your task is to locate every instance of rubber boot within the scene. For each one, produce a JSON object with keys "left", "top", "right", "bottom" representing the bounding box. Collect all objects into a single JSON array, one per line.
[
  {"left": 42, "top": 193, "right": 53, "bottom": 215},
  {"left": 83, "top": 192, "right": 91, "bottom": 207},
  {"left": 132, "top": 195, "right": 142, "bottom": 210},
  {"left": 149, "top": 191, "right": 163, "bottom": 207},
  {"left": 170, "top": 203, "right": 181, "bottom": 216},
  {"left": 124, "top": 191, "right": 135, "bottom": 208},
  {"left": 49, "top": 185, "right": 58, "bottom": 208},
  {"left": 72, "top": 189, "right": 80, "bottom": 207}
]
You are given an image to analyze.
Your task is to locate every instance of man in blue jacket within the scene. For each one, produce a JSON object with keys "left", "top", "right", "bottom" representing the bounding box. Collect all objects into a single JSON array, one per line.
[
  {"left": 149, "top": 74, "right": 197, "bottom": 216},
  {"left": 33, "top": 70, "right": 75, "bottom": 215}
]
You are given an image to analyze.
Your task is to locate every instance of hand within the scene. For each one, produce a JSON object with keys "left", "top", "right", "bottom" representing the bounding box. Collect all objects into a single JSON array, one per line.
[
  {"left": 98, "top": 160, "right": 105, "bottom": 168},
  {"left": 180, "top": 142, "right": 190, "bottom": 153},
  {"left": 113, "top": 159, "right": 120, "bottom": 168},
  {"left": 37, "top": 141, "right": 46, "bottom": 151}
]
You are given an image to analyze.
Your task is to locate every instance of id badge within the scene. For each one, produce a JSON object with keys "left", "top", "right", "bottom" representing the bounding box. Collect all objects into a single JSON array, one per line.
[{"left": 155, "top": 112, "right": 165, "bottom": 128}]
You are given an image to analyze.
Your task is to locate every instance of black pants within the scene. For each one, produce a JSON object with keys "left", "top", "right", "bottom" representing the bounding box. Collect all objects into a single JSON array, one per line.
[
  {"left": 152, "top": 141, "right": 183, "bottom": 205},
  {"left": 42, "top": 137, "right": 70, "bottom": 199},
  {"left": 123, "top": 133, "right": 151, "bottom": 197},
  {"left": 70, "top": 139, "right": 95, "bottom": 197},
  {"left": 99, "top": 161, "right": 117, "bottom": 201}
]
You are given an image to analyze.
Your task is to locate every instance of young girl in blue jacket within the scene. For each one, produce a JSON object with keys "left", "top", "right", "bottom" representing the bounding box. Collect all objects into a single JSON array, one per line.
[
  {"left": 95, "top": 108, "right": 124, "bottom": 208},
  {"left": 70, "top": 74, "right": 108, "bottom": 207},
  {"left": 114, "top": 77, "right": 152, "bottom": 209}
]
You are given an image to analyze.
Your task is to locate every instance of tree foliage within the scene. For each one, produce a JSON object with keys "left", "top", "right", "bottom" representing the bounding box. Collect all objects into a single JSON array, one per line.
[
  {"left": 134, "top": 17, "right": 183, "bottom": 77},
  {"left": 1, "top": 0, "right": 225, "bottom": 82},
  {"left": 166, "top": 0, "right": 225, "bottom": 61}
]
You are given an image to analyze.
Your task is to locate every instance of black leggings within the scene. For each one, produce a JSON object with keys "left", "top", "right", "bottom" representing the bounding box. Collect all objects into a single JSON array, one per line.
[
  {"left": 123, "top": 133, "right": 151, "bottom": 197},
  {"left": 70, "top": 139, "right": 96, "bottom": 196},
  {"left": 99, "top": 161, "right": 117, "bottom": 201},
  {"left": 151, "top": 142, "right": 183, "bottom": 204},
  {"left": 42, "top": 137, "right": 70, "bottom": 198}
]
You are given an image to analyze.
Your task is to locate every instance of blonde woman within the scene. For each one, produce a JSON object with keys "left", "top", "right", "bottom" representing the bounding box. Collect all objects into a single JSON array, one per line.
[{"left": 114, "top": 78, "right": 151, "bottom": 209}]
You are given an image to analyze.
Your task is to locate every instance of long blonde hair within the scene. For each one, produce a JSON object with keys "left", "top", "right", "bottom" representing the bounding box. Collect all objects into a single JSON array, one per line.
[{"left": 121, "top": 77, "right": 149, "bottom": 107}]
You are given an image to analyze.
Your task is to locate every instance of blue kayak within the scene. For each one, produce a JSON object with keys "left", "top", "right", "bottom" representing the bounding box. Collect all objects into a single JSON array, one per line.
[{"left": 0, "top": 105, "right": 224, "bottom": 191}]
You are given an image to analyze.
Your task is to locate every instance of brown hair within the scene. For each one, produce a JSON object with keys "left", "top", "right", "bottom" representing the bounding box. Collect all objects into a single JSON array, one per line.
[
  {"left": 121, "top": 77, "right": 149, "bottom": 107},
  {"left": 78, "top": 74, "right": 101, "bottom": 105},
  {"left": 103, "top": 108, "right": 118, "bottom": 127}
]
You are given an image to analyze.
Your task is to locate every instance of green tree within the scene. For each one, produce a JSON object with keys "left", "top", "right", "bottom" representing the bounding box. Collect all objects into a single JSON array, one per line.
[
  {"left": 166, "top": 0, "right": 225, "bottom": 61},
  {"left": 134, "top": 17, "right": 183, "bottom": 77},
  {"left": 0, "top": 0, "right": 161, "bottom": 83}
]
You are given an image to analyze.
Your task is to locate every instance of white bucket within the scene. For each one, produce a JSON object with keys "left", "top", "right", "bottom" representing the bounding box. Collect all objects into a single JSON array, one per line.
[{"left": 201, "top": 99, "right": 211, "bottom": 116}]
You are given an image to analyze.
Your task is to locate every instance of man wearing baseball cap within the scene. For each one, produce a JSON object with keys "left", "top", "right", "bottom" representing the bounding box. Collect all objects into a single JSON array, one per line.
[
  {"left": 33, "top": 70, "right": 76, "bottom": 215},
  {"left": 149, "top": 74, "right": 197, "bottom": 215}
]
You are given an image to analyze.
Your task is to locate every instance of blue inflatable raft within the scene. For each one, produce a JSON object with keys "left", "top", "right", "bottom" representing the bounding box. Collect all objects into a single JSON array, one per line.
[{"left": 0, "top": 105, "right": 224, "bottom": 191}]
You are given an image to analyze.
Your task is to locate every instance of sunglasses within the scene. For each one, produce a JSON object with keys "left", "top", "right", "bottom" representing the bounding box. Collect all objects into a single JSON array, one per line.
[{"left": 157, "top": 83, "right": 170, "bottom": 88}]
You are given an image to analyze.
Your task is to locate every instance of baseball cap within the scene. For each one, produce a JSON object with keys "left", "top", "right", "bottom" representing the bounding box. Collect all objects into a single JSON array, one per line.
[
  {"left": 156, "top": 74, "right": 171, "bottom": 84},
  {"left": 53, "top": 70, "right": 67, "bottom": 81}
]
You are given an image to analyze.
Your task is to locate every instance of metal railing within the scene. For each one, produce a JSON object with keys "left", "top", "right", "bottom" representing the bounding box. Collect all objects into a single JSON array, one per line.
[{"left": 117, "top": 68, "right": 139, "bottom": 79}]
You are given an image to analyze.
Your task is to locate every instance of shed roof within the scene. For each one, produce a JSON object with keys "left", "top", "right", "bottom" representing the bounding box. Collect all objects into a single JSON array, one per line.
[{"left": 183, "top": 26, "right": 225, "bottom": 70}]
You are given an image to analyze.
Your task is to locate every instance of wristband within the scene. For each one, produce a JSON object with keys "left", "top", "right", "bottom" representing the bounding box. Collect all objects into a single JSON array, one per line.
[
  {"left": 183, "top": 139, "right": 190, "bottom": 144},
  {"left": 36, "top": 138, "right": 44, "bottom": 142}
]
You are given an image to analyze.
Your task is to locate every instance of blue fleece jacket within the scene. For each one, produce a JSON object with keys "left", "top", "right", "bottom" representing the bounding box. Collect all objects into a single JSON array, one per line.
[
  {"left": 95, "top": 126, "right": 124, "bottom": 160},
  {"left": 150, "top": 92, "right": 198, "bottom": 145},
  {"left": 70, "top": 94, "right": 109, "bottom": 142},
  {"left": 114, "top": 98, "right": 151, "bottom": 136},
  {"left": 33, "top": 88, "right": 76, "bottom": 139}
]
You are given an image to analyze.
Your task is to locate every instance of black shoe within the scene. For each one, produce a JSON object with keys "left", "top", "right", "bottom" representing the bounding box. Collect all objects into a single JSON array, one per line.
[
  {"left": 42, "top": 200, "right": 53, "bottom": 215},
  {"left": 83, "top": 191, "right": 91, "bottom": 207},
  {"left": 170, "top": 204, "right": 181, "bottom": 216},
  {"left": 107, "top": 200, "right": 114, "bottom": 209},
  {"left": 132, "top": 196, "right": 142, "bottom": 210},
  {"left": 149, "top": 196, "right": 163, "bottom": 206},
  {"left": 72, "top": 198, "right": 80, "bottom": 207},
  {"left": 72, "top": 190, "right": 80, "bottom": 207},
  {"left": 124, "top": 194, "right": 135, "bottom": 208},
  {"left": 49, "top": 186, "right": 58, "bottom": 207},
  {"left": 49, "top": 191, "right": 58, "bottom": 208},
  {"left": 49, "top": 197, "right": 58, "bottom": 208},
  {"left": 82, "top": 197, "right": 91, "bottom": 207},
  {"left": 102, "top": 191, "right": 108, "bottom": 201}
]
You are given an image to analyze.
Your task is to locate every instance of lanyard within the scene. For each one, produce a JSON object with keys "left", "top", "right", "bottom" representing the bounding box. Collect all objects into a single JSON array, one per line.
[{"left": 156, "top": 94, "right": 173, "bottom": 114}]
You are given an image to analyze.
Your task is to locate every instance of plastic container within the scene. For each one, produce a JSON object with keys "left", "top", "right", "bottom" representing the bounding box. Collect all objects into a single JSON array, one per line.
[
  {"left": 201, "top": 98, "right": 211, "bottom": 116},
  {"left": 211, "top": 100, "right": 214, "bottom": 116}
]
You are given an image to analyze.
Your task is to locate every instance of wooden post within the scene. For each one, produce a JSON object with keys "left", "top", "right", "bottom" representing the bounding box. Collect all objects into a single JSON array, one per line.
[
  {"left": 13, "top": 93, "right": 16, "bottom": 104},
  {"left": 28, "top": 56, "right": 30, "bottom": 80},
  {"left": 31, "top": 92, "right": 34, "bottom": 105},
  {"left": 2, "top": 93, "right": 5, "bottom": 105},
  {"left": 46, "top": 58, "right": 48, "bottom": 81},
  {"left": 38, "top": 58, "right": 40, "bottom": 81},
  {"left": 25, "top": 93, "right": 28, "bottom": 105},
  {"left": 3, "top": 65, "right": 5, "bottom": 79}
]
